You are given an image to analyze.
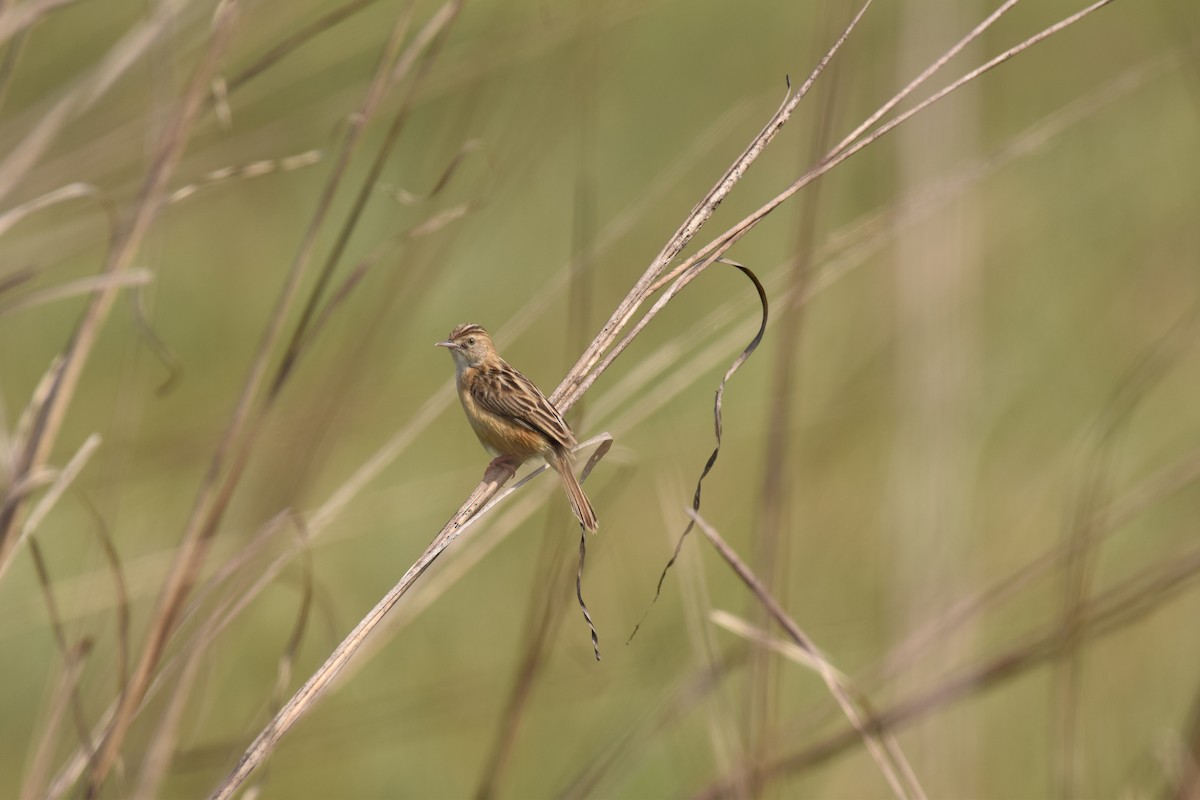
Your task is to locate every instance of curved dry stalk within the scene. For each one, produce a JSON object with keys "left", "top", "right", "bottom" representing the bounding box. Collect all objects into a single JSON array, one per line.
[
  {"left": 0, "top": 182, "right": 114, "bottom": 239},
  {"left": 627, "top": 260, "right": 768, "bottom": 642},
  {"left": 0, "top": 270, "right": 153, "bottom": 318},
  {"left": 26, "top": 538, "right": 95, "bottom": 756},
  {"left": 0, "top": 0, "right": 79, "bottom": 49},
  {"left": 76, "top": 493, "right": 130, "bottom": 710}
]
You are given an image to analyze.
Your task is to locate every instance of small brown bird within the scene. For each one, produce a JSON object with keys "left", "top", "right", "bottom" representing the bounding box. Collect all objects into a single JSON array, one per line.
[{"left": 437, "top": 323, "right": 598, "bottom": 532}]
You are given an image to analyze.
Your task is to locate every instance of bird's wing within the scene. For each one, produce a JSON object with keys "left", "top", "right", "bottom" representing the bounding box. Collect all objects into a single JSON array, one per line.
[{"left": 470, "top": 362, "right": 575, "bottom": 450}]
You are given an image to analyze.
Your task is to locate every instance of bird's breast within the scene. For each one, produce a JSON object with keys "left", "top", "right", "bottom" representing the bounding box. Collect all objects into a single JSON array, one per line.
[{"left": 457, "top": 370, "right": 547, "bottom": 462}]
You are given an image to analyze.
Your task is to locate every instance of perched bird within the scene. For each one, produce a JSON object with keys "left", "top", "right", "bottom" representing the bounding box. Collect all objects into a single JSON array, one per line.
[{"left": 436, "top": 323, "right": 598, "bottom": 532}]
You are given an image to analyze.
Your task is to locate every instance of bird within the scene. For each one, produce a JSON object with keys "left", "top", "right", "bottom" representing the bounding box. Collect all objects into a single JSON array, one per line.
[{"left": 436, "top": 323, "right": 598, "bottom": 532}]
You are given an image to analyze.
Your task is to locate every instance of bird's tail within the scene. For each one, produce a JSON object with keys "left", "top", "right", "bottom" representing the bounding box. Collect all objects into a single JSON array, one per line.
[{"left": 550, "top": 452, "right": 598, "bottom": 532}]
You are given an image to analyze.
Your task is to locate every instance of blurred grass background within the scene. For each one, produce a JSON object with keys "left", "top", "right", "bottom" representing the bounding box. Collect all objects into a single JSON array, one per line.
[{"left": 2, "top": 0, "right": 1200, "bottom": 797}]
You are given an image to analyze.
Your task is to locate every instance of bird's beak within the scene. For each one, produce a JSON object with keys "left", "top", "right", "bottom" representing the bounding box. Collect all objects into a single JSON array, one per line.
[{"left": 435, "top": 340, "right": 456, "bottom": 349}]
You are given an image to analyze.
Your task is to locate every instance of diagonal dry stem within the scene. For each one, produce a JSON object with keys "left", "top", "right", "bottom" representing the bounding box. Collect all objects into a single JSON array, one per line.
[
  {"left": 692, "top": 538, "right": 1200, "bottom": 800},
  {"left": 574, "top": 0, "right": 1120, "bottom": 414},
  {"left": 207, "top": 458, "right": 517, "bottom": 800},
  {"left": 553, "top": 0, "right": 874, "bottom": 412},
  {"left": 687, "top": 509, "right": 924, "bottom": 800}
]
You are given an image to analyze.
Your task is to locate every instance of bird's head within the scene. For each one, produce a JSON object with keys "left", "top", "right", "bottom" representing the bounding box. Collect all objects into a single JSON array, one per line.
[{"left": 435, "top": 323, "right": 495, "bottom": 369}]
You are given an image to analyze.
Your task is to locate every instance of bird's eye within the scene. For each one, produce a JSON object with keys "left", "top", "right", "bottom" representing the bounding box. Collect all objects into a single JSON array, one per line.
[{"left": 467, "top": 337, "right": 475, "bottom": 345}]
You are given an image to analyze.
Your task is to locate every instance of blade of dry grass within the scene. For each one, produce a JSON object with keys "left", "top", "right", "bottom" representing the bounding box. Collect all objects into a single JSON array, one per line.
[
  {"left": 5, "top": 1, "right": 248, "bottom": 790},
  {"left": 19, "top": 639, "right": 91, "bottom": 800},
  {"left": 0, "top": 182, "right": 114, "bottom": 239},
  {"left": 692, "top": 539, "right": 1200, "bottom": 800},
  {"left": 166, "top": 149, "right": 322, "bottom": 204},
  {"left": 553, "top": 0, "right": 874, "bottom": 411},
  {"left": 206, "top": 457, "right": 516, "bottom": 800},
  {"left": 1054, "top": 309, "right": 1194, "bottom": 799},
  {"left": 0, "top": 433, "right": 99, "bottom": 582},
  {"left": 0, "top": 0, "right": 79, "bottom": 48},
  {"left": 224, "top": 0, "right": 384, "bottom": 94},
  {"left": 473, "top": 522, "right": 573, "bottom": 800},
  {"left": 666, "top": 480, "right": 747, "bottom": 797},
  {"left": 0, "top": 270, "right": 153, "bottom": 318},
  {"left": 687, "top": 509, "right": 923, "bottom": 800},
  {"left": 270, "top": 0, "right": 456, "bottom": 397},
  {"left": 79, "top": 5, "right": 462, "bottom": 793},
  {"left": 555, "top": 646, "right": 749, "bottom": 800},
  {"left": 1171, "top": 685, "right": 1200, "bottom": 800},
  {"left": 711, "top": 611, "right": 829, "bottom": 674},
  {"left": 745, "top": 12, "right": 843, "bottom": 777},
  {"left": 26, "top": 538, "right": 95, "bottom": 755},
  {"left": 77, "top": 493, "right": 130, "bottom": 709},
  {"left": 0, "top": 0, "right": 196, "bottom": 206}
]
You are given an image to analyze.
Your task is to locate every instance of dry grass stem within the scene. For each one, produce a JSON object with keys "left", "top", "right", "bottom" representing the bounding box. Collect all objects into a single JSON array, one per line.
[
  {"left": 0, "top": 270, "right": 153, "bottom": 318},
  {"left": 206, "top": 425, "right": 608, "bottom": 798},
  {"left": 556, "top": 647, "right": 749, "bottom": 800},
  {"left": 693, "top": 538, "right": 1200, "bottom": 799},
  {"left": 0, "top": 433, "right": 99, "bottom": 582},
  {"left": 77, "top": 494, "right": 131, "bottom": 705},
  {"left": 224, "top": 0, "right": 384, "bottom": 94},
  {"left": 70, "top": 4, "right": 463, "bottom": 792},
  {"left": 0, "top": 182, "right": 113, "bottom": 239},
  {"left": 710, "top": 610, "right": 829, "bottom": 675},
  {"left": 5, "top": 0, "right": 247, "bottom": 787},
  {"left": 0, "top": 0, "right": 79, "bottom": 48},
  {"left": 666, "top": 481, "right": 745, "bottom": 794},
  {"left": 19, "top": 639, "right": 91, "bottom": 800},
  {"left": 208, "top": 458, "right": 517, "bottom": 800},
  {"left": 687, "top": 509, "right": 924, "bottom": 800},
  {"left": 166, "top": 149, "right": 323, "bottom": 204},
  {"left": 638, "top": 0, "right": 1120, "bottom": 334},
  {"left": 554, "top": 0, "right": 874, "bottom": 411},
  {"left": 0, "top": 0, "right": 194, "bottom": 205}
]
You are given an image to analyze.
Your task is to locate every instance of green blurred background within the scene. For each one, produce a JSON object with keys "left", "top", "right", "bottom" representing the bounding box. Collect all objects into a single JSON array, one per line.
[{"left": 2, "top": 0, "right": 1199, "bottom": 797}]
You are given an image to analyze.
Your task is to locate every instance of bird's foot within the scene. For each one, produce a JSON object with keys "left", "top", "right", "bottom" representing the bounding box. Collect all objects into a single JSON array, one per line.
[{"left": 487, "top": 454, "right": 520, "bottom": 475}]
